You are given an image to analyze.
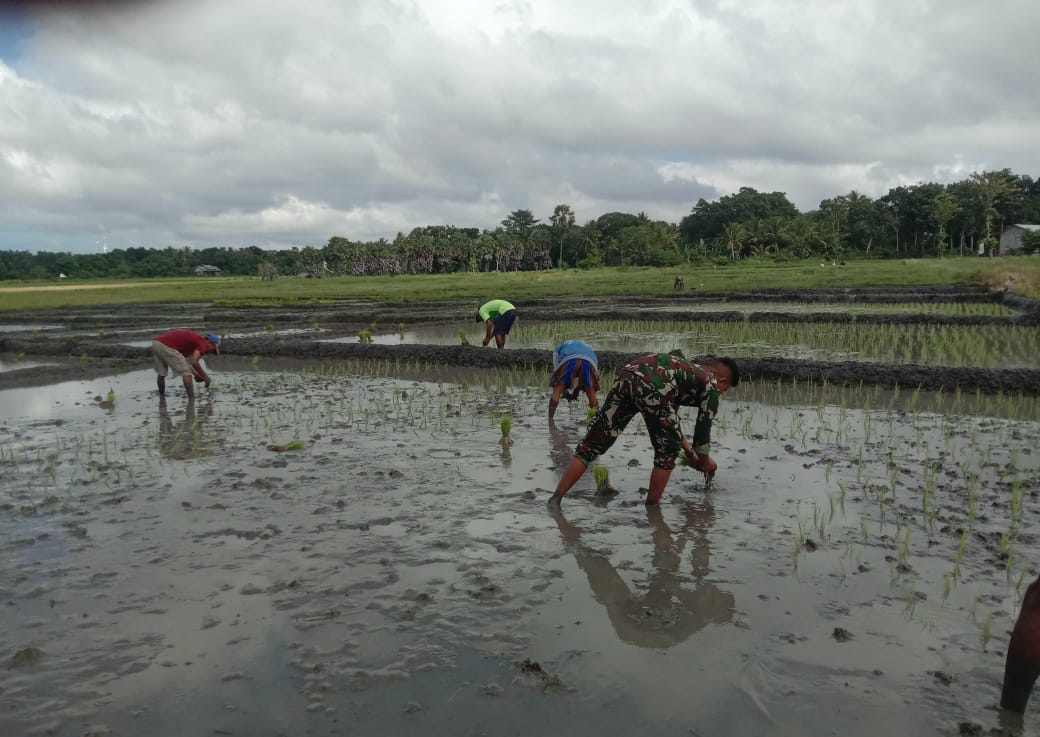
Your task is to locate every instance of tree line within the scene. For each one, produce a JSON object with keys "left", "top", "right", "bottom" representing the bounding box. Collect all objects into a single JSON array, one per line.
[{"left": 2, "top": 169, "right": 1038, "bottom": 281}]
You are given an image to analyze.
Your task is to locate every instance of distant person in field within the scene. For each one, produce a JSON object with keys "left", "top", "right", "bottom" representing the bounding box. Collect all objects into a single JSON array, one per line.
[
  {"left": 151, "top": 329, "right": 221, "bottom": 398},
  {"left": 674, "top": 274, "right": 684, "bottom": 290},
  {"left": 547, "top": 351, "right": 739, "bottom": 508},
  {"left": 549, "top": 339, "right": 600, "bottom": 420},
  {"left": 475, "top": 299, "right": 517, "bottom": 348},
  {"left": 1004, "top": 275, "right": 1015, "bottom": 294}
]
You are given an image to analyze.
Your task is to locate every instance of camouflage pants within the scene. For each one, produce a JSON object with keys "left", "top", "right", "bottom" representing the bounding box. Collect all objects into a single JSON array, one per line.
[{"left": 574, "top": 369, "right": 682, "bottom": 470}]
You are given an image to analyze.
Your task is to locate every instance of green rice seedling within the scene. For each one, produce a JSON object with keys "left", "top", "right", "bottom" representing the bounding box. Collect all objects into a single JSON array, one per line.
[
  {"left": 500, "top": 415, "right": 513, "bottom": 446},
  {"left": 593, "top": 465, "right": 611, "bottom": 494},
  {"left": 982, "top": 613, "right": 992, "bottom": 650},
  {"left": 358, "top": 329, "right": 373, "bottom": 344},
  {"left": 268, "top": 440, "right": 305, "bottom": 452},
  {"left": 1011, "top": 479, "right": 1024, "bottom": 524},
  {"left": 399, "top": 323, "right": 405, "bottom": 338},
  {"left": 953, "top": 528, "right": 969, "bottom": 580},
  {"left": 587, "top": 407, "right": 598, "bottom": 423},
  {"left": 943, "top": 572, "right": 953, "bottom": 601},
  {"left": 459, "top": 329, "right": 469, "bottom": 346},
  {"left": 106, "top": 388, "right": 116, "bottom": 407},
  {"left": 999, "top": 531, "right": 1012, "bottom": 560},
  {"left": 251, "top": 355, "right": 261, "bottom": 368},
  {"left": 897, "top": 528, "right": 911, "bottom": 568},
  {"left": 265, "top": 323, "right": 274, "bottom": 332}
]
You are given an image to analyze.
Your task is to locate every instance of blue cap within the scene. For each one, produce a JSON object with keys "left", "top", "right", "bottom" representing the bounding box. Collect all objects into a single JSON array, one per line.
[{"left": 205, "top": 333, "right": 221, "bottom": 350}]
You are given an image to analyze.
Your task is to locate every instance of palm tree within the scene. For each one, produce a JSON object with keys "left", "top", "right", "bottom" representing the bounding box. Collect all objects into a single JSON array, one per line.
[
  {"left": 719, "top": 222, "right": 749, "bottom": 260},
  {"left": 550, "top": 204, "right": 576, "bottom": 269}
]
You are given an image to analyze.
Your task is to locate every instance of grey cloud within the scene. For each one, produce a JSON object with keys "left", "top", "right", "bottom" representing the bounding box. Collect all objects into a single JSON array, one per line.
[{"left": 1, "top": 0, "right": 1037, "bottom": 251}]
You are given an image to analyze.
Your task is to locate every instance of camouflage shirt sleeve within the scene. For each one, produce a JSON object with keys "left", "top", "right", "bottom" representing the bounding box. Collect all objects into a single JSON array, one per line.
[{"left": 679, "top": 363, "right": 721, "bottom": 453}]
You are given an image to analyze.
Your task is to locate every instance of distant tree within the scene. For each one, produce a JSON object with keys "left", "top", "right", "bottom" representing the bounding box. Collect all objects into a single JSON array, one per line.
[
  {"left": 501, "top": 209, "right": 540, "bottom": 240},
  {"left": 550, "top": 204, "right": 576, "bottom": 268},
  {"left": 929, "top": 191, "right": 959, "bottom": 257},
  {"left": 258, "top": 262, "right": 278, "bottom": 280},
  {"left": 970, "top": 169, "right": 1023, "bottom": 253},
  {"left": 818, "top": 191, "right": 881, "bottom": 254},
  {"left": 1021, "top": 229, "right": 1040, "bottom": 255},
  {"left": 679, "top": 187, "right": 799, "bottom": 249},
  {"left": 718, "top": 222, "right": 749, "bottom": 260},
  {"left": 619, "top": 221, "right": 681, "bottom": 266},
  {"left": 594, "top": 212, "right": 643, "bottom": 242}
]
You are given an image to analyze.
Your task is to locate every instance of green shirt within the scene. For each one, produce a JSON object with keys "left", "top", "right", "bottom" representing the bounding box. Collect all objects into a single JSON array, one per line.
[{"left": 478, "top": 300, "right": 515, "bottom": 322}]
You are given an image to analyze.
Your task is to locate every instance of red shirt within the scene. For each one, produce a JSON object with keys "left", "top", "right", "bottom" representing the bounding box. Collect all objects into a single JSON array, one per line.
[{"left": 156, "top": 329, "right": 209, "bottom": 357}]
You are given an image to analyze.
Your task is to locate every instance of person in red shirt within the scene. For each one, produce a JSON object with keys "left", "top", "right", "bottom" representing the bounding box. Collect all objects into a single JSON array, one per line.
[{"left": 151, "top": 329, "right": 221, "bottom": 398}]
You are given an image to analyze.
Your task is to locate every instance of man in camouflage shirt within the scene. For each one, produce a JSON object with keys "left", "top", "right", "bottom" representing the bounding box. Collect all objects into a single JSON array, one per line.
[{"left": 548, "top": 351, "right": 740, "bottom": 507}]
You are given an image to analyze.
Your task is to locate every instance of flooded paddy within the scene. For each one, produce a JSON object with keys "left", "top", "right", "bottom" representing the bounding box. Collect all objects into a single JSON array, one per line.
[
  {"left": 2, "top": 358, "right": 1040, "bottom": 737},
  {"left": 315, "top": 319, "right": 1039, "bottom": 369},
  {"left": 3, "top": 286, "right": 1040, "bottom": 736},
  {"left": 0, "top": 357, "right": 58, "bottom": 373}
]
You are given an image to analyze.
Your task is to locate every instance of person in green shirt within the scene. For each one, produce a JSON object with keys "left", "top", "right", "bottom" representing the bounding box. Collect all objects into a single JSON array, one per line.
[{"left": 475, "top": 299, "right": 517, "bottom": 348}]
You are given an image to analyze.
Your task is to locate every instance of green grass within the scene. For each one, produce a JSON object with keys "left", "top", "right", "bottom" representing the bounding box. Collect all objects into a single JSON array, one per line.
[{"left": 1, "top": 257, "right": 1038, "bottom": 310}]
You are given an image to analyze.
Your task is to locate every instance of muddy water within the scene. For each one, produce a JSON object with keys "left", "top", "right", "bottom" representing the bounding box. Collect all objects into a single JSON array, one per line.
[{"left": 1, "top": 365, "right": 1039, "bottom": 736}]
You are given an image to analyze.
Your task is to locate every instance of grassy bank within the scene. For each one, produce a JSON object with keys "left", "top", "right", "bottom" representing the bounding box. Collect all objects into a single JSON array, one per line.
[{"left": 1, "top": 257, "right": 1037, "bottom": 310}]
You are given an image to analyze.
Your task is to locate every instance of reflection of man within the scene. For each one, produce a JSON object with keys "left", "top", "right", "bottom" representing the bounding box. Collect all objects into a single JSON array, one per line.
[
  {"left": 548, "top": 419, "right": 581, "bottom": 472},
  {"left": 158, "top": 398, "right": 213, "bottom": 460},
  {"left": 550, "top": 500, "right": 733, "bottom": 649}
]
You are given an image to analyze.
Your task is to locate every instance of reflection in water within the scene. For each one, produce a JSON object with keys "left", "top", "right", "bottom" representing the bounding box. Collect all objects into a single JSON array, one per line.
[
  {"left": 548, "top": 419, "right": 581, "bottom": 472},
  {"left": 158, "top": 398, "right": 214, "bottom": 460},
  {"left": 551, "top": 500, "right": 734, "bottom": 649}
]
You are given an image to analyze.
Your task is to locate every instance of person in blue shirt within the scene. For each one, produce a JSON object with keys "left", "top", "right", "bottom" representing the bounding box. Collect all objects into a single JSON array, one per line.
[{"left": 549, "top": 339, "right": 600, "bottom": 419}]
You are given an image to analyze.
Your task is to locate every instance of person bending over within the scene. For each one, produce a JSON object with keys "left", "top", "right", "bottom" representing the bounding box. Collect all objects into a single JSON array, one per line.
[
  {"left": 547, "top": 352, "right": 739, "bottom": 507},
  {"left": 549, "top": 339, "right": 600, "bottom": 419},
  {"left": 475, "top": 299, "right": 517, "bottom": 348},
  {"left": 151, "top": 329, "right": 221, "bottom": 399}
]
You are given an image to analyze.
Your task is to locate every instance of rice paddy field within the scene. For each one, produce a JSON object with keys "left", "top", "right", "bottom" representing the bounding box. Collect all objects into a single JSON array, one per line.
[{"left": 2, "top": 284, "right": 1040, "bottom": 737}]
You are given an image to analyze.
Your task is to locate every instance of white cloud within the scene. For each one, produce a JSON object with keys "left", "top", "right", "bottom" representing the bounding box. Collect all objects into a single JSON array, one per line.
[{"left": 0, "top": 0, "right": 1038, "bottom": 252}]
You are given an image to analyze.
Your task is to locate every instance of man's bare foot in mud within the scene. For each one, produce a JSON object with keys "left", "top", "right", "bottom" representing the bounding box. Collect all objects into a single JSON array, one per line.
[{"left": 547, "top": 492, "right": 563, "bottom": 508}]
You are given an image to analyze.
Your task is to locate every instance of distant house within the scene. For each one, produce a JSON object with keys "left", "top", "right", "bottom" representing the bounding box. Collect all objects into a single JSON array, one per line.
[
  {"left": 194, "top": 264, "right": 222, "bottom": 276},
  {"left": 1000, "top": 224, "right": 1040, "bottom": 255}
]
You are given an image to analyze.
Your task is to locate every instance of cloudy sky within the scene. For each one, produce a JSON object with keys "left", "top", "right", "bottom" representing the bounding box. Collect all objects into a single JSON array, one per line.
[{"left": 1, "top": 0, "right": 1037, "bottom": 253}]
